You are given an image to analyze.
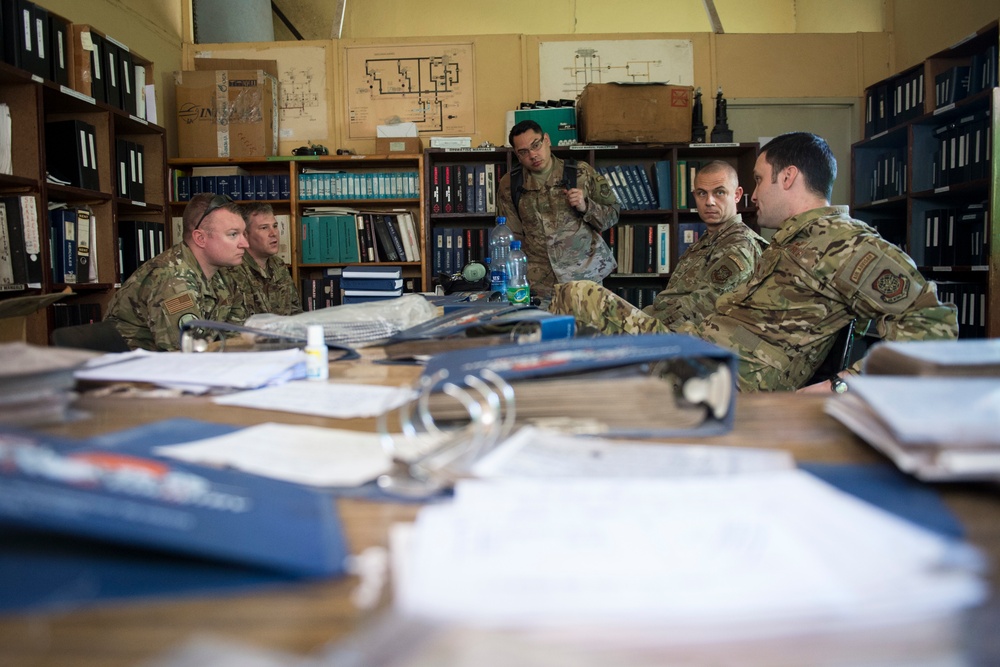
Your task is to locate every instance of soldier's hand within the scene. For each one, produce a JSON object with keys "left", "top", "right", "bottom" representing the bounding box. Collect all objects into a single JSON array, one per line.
[{"left": 565, "top": 187, "right": 587, "bottom": 213}]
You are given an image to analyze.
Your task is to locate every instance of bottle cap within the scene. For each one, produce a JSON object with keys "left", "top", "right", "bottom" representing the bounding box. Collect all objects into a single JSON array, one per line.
[
  {"left": 497, "top": 216, "right": 506, "bottom": 224},
  {"left": 510, "top": 240, "right": 521, "bottom": 250},
  {"left": 307, "top": 324, "right": 325, "bottom": 347}
]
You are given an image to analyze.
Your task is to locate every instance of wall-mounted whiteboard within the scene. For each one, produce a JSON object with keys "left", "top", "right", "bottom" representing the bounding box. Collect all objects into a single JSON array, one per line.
[{"left": 539, "top": 39, "right": 694, "bottom": 101}]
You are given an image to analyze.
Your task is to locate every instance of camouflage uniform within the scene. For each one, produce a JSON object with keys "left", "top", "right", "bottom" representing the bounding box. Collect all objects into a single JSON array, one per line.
[
  {"left": 106, "top": 242, "right": 248, "bottom": 351},
  {"left": 224, "top": 254, "right": 302, "bottom": 317},
  {"left": 643, "top": 214, "right": 767, "bottom": 328},
  {"left": 497, "top": 156, "right": 620, "bottom": 298},
  {"left": 551, "top": 207, "right": 959, "bottom": 392}
]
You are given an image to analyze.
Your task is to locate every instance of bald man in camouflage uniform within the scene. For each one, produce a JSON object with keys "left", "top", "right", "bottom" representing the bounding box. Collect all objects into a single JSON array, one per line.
[
  {"left": 498, "top": 120, "right": 620, "bottom": 299},
  {"left": 106, "top": 193, "right": 249, "bottom": 351},
  {"left": 225, "top": 202, "right": 302, "bottom": 317},
  {"left": 643, "top": 161, "right": 766, "bottom": 328},
  {"left": 552, "top": 132, "right": 958, "bottom": 392}
]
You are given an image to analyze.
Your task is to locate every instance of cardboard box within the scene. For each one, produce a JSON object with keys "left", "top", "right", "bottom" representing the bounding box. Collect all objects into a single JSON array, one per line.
[
  {"left": 376, "top": 137, "right": 423, "bottom": 154},
  {"left": 577, "top": 83, "right": 693, "bottom": 144},
  {"left": 174, "top": 65, "right": 279, "bottom": 158}
]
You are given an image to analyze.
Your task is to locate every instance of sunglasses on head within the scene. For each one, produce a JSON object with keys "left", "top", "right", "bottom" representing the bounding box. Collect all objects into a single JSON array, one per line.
[{"left": 194, "top": 194, "right": 235, "bottom": 230}]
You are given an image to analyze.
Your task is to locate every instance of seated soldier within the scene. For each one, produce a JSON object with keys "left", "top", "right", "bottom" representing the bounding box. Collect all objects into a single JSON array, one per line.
[
  {"left": 551, "top": 132, "right": 958, "bottom": 392},
  {"left": 105, "top": 193, "right": 249, "bottom": 351},
  {"left": 644, "top": 160, "right": 766, "bottom": 328},
  {"left": 224, "top": 203, "right": 302, "bottom": 317}
]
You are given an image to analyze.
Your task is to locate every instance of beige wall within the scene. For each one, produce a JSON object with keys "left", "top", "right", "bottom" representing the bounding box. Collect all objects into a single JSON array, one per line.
[
  {"left": 890, "top": 0, "right": 999, "bottom": 70},
  {"left": 277, "top": 0, "right": 887, "bottom": 40}
]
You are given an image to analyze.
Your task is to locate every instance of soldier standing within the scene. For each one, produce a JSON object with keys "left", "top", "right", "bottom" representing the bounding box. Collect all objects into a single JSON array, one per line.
[
  {"left": 225, "top": 203, "right": 302, "bottom": 317},
  {"left": 106, "top": 193, "right": 249, "bottom": 351},
  {"left": 643, "top": 160, "right": 766, "bottom": 328},
  {"left": 551, "top": 132, "right": 958, "bottom": 392},
  {"left": 497, "top": 120, "right": 620, "bottom": 300}
]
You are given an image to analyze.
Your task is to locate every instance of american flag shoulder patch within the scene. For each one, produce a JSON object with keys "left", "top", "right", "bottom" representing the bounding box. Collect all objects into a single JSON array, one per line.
[{"left": 164, "top": 293, "right": 196, "bottom": 314}]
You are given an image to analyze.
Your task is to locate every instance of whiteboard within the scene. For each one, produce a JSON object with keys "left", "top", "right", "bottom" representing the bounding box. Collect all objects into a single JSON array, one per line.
[{"left": 539, "top": 39, "right": 693, "bottom": 101}]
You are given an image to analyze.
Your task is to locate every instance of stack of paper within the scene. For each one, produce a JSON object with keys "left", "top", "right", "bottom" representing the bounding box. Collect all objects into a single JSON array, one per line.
[
  {"left": 393, "top": 471, "right": 985, "bottom": 644},
  {"left": 0, "top": 342, "right": 95, "bottom": 425},
  {"left": 74, "top": 349, "right": 308, "bottom": 393},
  {"left": 826, "top": 376, "right": 1000, "bottom": 481}
]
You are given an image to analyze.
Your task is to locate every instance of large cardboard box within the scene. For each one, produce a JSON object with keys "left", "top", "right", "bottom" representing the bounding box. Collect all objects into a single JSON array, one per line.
[
  {"left": 577, "top": 83, "right": 693, "bottom": 144},
  {"left": 175, "top": 64, "right": 279, "bottom": 158}
]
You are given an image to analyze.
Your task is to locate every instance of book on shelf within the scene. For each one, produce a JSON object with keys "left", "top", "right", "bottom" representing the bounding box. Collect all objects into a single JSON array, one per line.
[
  {"left": 48, "top": 208, "right": 77, "bottom": 284},
  {"left": 74, "top": 208, "right": 93, "bottom": 283},
  {"left": 656, "top": 222, "right": 670, "bottom": 274},
  {"left": 341, "top": 264, "right": 402, "bottom": 280},
  {"left": 340, "top": 276, "right": 404, "bottom": 292}
]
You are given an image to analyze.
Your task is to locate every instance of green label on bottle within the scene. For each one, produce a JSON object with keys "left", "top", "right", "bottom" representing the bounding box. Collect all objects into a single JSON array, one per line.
[{"left": 507, "top": 286, "right": 530, "bottom": 305}]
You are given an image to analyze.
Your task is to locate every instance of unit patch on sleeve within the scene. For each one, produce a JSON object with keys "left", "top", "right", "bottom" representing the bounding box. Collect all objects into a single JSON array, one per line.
[{"left": 872, "top": 269, "right": 910, "bottom": 304}]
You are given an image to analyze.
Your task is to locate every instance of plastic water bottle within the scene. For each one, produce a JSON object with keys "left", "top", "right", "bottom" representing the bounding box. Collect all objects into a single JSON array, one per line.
[
  {"left": 304, "top": 324, "right": 329, "bottom": 381},
  {"left": 488, "top": 217, "right": 513, "bottom": 296},
  {"left": 506, "top": 240, "right": 530, "bottom": 305}
]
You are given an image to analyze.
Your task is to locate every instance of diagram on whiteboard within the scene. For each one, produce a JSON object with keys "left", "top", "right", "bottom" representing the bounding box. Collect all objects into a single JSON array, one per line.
[
  {"left": 539, "top": 39, "right": 694, "bottom": 100},
  {"left": 280, "top": 66, "right": 322, "bottom": 124},
  {"left": 346, "top": 43, "right": 476, "bottom": 138}
]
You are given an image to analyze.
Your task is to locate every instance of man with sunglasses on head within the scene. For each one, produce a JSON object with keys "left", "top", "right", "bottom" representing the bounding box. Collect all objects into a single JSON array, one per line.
[
  {"left": 224, "top": 203, "right": 302, "bottom": 317},
  {"left": 497, "top": 120, "right": 620, "bottom": 300},
  {"left": 106, "top": 193, "right": 250, "bottom": 351}
]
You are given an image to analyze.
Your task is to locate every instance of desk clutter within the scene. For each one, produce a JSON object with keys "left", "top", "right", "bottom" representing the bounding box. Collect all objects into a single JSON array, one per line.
[{"left": 826, "top": 339, "right": 1000, "bottom": 481}]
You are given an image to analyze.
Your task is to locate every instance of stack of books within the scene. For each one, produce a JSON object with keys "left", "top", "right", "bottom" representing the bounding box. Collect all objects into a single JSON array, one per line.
[
  {"left": 0, "top": 342, "right": 95, "bottom": 426},
  {"left": 340, "top": 265, "right": 404, "bottom": 304}
]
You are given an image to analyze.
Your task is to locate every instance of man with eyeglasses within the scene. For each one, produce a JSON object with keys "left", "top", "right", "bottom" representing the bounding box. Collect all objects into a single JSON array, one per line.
[
  {"left": 224, "top": 202, "right": 302, "bottom": 317},
  {"left": 497, "top": 120, "right": 620, "bottom": 300},
  {"left": 106, "top": 193, "right": 250, "bottom": 351}
]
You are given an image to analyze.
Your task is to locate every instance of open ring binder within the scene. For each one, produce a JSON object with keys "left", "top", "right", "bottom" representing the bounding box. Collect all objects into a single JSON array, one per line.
[{"left": 375, "top": 335, "right": 738, "bottom": 496}]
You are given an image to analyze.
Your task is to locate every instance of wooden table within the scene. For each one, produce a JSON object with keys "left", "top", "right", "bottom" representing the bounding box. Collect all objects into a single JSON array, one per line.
[{"left": 1, "top": 357, "right": 999, "bottom": 666}]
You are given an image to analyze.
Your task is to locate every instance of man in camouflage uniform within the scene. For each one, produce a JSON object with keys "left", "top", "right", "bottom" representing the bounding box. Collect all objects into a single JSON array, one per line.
[
  {"left": 106, "top": 193, "right": 249, "bottom": 351},
  {"left": 552, "top": 132, "right": 958, "bottom": 392},
  {"left": 643, "top": 160, "right": 766, "bottom": 328},
  {"left": 498, "top": 120, "right": 620, "bottom": 299},
  {"left": 224, "top": 202, "right": 302, "bottom": 317}
]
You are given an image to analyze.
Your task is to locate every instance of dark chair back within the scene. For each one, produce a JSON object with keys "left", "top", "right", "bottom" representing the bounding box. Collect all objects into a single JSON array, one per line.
[
  {"left": 805, "top": 319, "right": 856, "bottom": 386},
  {"left": 50, "top": 320, "right": 130, "bottom": 352}
]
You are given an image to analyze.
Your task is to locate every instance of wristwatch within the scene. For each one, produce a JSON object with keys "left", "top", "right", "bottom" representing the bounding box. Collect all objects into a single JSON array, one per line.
[{"left": 830, "top": 377, "right": 848, "bottom": 394}]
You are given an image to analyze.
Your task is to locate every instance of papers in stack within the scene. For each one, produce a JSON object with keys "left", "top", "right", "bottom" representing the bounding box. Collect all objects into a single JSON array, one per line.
[
  {"left": 75, "top": 348, "right": 307, "bottom": 393},
  {"left": 0, "top": 342, "right": 95, "bottom": 425},
  {"left": 825, "top": 376, "right": 1000, "bottom": 481},
  {"left": 393, "top": 470, "right": 986, "bottom": 643},
  {"left": 827, "top": 339, "right": 1000, "bottom": 481}
]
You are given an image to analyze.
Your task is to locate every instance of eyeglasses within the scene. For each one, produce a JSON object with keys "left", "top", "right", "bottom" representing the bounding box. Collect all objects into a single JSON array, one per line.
[
  {"left": 514, "top": 137, "right": 546, "bottom": 158},
  {"left": 194, "top": 194, "right": 234, "bottom": 230}
]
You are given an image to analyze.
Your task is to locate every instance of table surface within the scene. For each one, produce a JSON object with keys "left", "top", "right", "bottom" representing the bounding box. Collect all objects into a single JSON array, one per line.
[{"left": 2, "top": 354, "right": 999, "bottom": 666}]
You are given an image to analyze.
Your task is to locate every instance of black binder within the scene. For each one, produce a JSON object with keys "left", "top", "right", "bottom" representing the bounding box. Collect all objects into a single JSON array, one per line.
[
  {"left": 130, "top": 142, "right": 145, "bottom": 202},
  {"left": 45, "top": 119, "right": 100, "bottom": 191},
  {"left": 103, "top": 38, "right": 120, "bottom": 110},
  {"left": 47, "top": 12, "right": 69, "bottom": 86},
  {"left": 118, "top": 47, "right": 137, "bottom": 116},
  {"left": 88, "top": 31, "right": 107, "bottom": 104},
  {"left": 115, "top": 138, "right": 130, "bottom": 199}
]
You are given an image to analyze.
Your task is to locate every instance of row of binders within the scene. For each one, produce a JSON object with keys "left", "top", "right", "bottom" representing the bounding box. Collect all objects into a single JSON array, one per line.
[
  {"left": 934, "top": 49, "right": 998, "bottom": 109},
  {"left": 865, "top": 68, "right": 925, "bottom": 137},
  {"left": 931, "top": 110, "right": 992, "bottom": 188},
  {"left": 937, "top": 281, "right": 988, "bottom": 339},
  {"left": 300, "top": 209, "right": 420, "bottom": 265},
  {"left": 429, "top": 163, "right": 508, "bottom": 214},
  {"left": 603, "top": 223, "right": 671, "bottom": 275},
  {"left": 864, "top": 149, "right": 907, "bottom": 202},
  {"left": 172, "top": 167, "right": 291, "bottom": 202},
  {"left": 915, "top": 201, "right": 989, "bottom": 268},
  {"left": 597, "top": 161, "right": 672, "bottom": 211},
  {"left": 298, "top": 169, "right": 419, "bottom": 201},
  {"left": 1, "top": 3, "right": 150, "bottom": 118},
  {"left": 0, "top": 196, "right": 41, "bottom": 290}
]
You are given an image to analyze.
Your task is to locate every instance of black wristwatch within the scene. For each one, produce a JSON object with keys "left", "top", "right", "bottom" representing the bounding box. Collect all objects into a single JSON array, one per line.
[{"left": 830, "top": 377, "right": 848, "bottom": 394}]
